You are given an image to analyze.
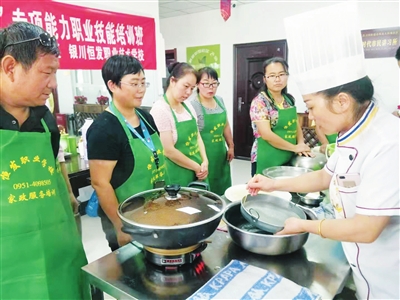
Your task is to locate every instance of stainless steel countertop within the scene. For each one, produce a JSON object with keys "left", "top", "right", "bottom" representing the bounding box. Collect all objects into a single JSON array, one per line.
[{"left": 82, "top": 230, "right": 350, "bottom": 299}]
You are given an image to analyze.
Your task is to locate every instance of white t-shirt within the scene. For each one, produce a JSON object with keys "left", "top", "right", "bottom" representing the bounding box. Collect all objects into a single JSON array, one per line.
[
  {"left": 150, "top": 98, "right": 198, "bottom": 144},
  {"left": 324, "top": 102, "right": 399, "bottom": 299}
]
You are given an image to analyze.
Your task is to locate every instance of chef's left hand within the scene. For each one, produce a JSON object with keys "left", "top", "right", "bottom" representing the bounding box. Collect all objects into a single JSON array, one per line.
[
  {"left": 227, "top": 146, "right": 234, "bottom": 162},
  {"left": 69, "top": 192, "right": 79, "bottom": 214},
  {"left": 275, "top": 217, "right": 305, "bottom": 235}
]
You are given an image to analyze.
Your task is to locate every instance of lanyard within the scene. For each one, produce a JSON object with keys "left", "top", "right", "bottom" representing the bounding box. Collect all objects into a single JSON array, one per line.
[{"left": 110, "top": 102, "right": 160, "bottom": 169}]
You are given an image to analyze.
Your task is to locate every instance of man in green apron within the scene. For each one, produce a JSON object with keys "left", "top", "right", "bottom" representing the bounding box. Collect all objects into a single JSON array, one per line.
[
  {"left": 87, "top": 55, "right": 166, "bottom": 251},
  {"left": 0, "top": 22, "right": 89, "bottom": 299}
]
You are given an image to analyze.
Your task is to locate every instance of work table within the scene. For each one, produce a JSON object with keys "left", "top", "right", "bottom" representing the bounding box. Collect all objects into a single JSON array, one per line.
[{"left": 82, "top": 230, "right": 350, "bottom": 299}]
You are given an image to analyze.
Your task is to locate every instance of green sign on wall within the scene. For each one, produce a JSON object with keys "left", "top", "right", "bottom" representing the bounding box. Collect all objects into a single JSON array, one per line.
[{"left": 186, "top": 44, "right": 220, "bottom": 77}]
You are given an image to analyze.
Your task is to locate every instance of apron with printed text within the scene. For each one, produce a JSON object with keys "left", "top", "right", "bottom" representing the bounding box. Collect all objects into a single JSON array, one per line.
[
  {"left": 256, "top": 92, "right": 297, "bottom": 174},
  {"left": 109, "top": 105, "right": 167, "bottom": 203},
  {"left": 164, "top": 95, "right": 205, "bottom": 187},
  {"left": 0, "top": 120, "right": 89, "bottom": 299},
  {"left": 199, "top": 96, "right": 231, "bottom": 195}
]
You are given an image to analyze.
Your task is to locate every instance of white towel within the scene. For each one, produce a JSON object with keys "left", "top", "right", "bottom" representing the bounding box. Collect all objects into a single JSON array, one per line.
[{"left": 187, "top": 260, "right": 321, "bottom": 300}]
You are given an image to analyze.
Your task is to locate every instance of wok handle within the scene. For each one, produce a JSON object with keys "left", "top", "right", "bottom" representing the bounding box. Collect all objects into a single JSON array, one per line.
[
  {"left": 121, "top": 226, "right": 158, "bottom": 238},
  {"left": 187, "top": 181, "right": 209, "bottom": 191}
]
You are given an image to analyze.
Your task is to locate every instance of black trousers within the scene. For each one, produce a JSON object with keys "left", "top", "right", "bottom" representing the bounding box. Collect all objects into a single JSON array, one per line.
[{"left": 98, "top": 207, "right": 120, "bottom": 252}]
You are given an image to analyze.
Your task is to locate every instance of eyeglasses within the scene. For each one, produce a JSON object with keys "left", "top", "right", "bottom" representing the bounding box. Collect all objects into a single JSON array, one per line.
[
  {"left": 1, "top": 32, "right": 56, "bottom": 56},
  {"left": 199, "top": 82, "right": 220, "bottom": 89},
  {"left": 120, "top": 81, "right": 150, "bottom": 89},
  {"left": 265, "top": 73, "right": 288, "bottom": 80}
]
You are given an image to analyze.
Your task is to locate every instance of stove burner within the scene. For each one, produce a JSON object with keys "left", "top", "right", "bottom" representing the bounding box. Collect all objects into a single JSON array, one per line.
[{"left": 144, "top": 243, "right": 207, "bottom": 267}]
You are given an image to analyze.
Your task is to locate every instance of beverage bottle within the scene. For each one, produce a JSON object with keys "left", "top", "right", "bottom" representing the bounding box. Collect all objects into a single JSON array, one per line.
[{"left": 80, "top": 119, "right": 93, "bottom": 161}]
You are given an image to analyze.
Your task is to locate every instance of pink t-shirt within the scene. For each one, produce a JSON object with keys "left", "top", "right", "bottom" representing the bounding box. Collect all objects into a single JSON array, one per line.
[{"left": 150, "top": 99, "right": 198, "bottom": 144}]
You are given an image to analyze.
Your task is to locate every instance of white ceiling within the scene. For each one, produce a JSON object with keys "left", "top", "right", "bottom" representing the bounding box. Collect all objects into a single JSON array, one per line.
[{"left": 159, "top": 0, "right": 253, "bottom": 19}]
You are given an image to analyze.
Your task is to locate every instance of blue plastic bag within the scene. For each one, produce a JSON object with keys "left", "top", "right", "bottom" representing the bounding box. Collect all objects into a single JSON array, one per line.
[{"left": 85, "top": 190, "right": 99, "bottom": 217}]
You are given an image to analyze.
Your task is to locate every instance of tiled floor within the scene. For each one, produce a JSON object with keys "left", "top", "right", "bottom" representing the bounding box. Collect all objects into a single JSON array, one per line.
[{"left": 80, "top": 158, "right": 252, "bottom": 299}]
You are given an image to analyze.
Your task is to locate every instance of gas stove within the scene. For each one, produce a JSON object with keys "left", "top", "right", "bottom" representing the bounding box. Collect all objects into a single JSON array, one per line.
[{"left": 143, "top": 242, "right": 208, "bottom": 267}]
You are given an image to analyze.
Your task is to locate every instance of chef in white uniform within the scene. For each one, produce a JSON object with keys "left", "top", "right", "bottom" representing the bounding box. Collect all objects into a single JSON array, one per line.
[{"left": 247, "top": 3, "right": 400, "bottom": 300}]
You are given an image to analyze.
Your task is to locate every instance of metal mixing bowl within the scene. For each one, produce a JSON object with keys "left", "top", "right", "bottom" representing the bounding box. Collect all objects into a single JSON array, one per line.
[
  {"left": 290, "top": 153, "right": 327, "bottom": 171},
  {"left": 262, "top": 166, "right": 313, "bottom": 179},
  {"left": 223, "top": 202, "right": 309, "bottom": 256}
]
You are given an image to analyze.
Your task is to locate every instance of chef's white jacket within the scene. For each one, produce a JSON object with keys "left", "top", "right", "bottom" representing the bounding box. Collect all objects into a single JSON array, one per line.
[{"left": 325, "top": 102, "right": 399, "bottom": 300}]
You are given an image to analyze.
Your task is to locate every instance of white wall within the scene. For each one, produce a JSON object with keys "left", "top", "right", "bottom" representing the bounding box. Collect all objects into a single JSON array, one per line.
[
  {"left": 160, "top": 1, "right": 400, "bottom": 127},
  {"left": 55, "top": 0, "right": 165, "bottom": 114}
]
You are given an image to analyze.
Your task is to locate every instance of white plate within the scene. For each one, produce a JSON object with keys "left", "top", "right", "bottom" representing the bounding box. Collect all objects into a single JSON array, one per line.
[{"left": 224, "top": 184, "right": 292, "bottom": 202}]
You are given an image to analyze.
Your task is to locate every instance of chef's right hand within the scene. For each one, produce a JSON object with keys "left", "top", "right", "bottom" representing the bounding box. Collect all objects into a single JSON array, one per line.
[
  {"left": 116, "top": 229, "right": 132, "bottom": 247},
  {"left": 247, "top": 174, "right": 275, "bottom": 196}
]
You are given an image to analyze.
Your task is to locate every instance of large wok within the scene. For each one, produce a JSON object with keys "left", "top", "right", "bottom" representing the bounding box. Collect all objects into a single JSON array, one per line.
[
  {"left": 223, "top": 202, "right": 309, "bottom": 255},
  {"left": 118, "top": 184, "right": 226, "bottom": 249}
]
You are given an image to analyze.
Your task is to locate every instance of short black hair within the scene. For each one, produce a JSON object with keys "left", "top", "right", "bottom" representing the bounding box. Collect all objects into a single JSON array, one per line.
[
  {"left": 101, "top": 55, "right": 144, "bottom": 96},
  {"left": 197, "top": 66, "right": 218, "bottom": 83},
  {"left": 0, "top": 22, "right": 60, "bottom": 70},
  {"left": 395, "top": 46, "right": 400, "bottom": 61}
]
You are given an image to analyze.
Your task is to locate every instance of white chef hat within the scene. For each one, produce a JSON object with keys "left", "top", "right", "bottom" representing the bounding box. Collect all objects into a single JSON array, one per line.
[{"left": 284, "top": 2, "right": 367, "bottom": 95}]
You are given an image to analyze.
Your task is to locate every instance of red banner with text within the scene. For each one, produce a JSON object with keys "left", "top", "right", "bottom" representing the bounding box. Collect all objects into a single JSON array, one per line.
[{"left": 0, "top": 1, "right": 157, "bottom": 70}]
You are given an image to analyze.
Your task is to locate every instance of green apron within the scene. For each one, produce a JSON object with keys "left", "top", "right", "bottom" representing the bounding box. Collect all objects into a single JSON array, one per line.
[
  {"left": 0, "top": 119, "right": 89, "bottom": 299},
  {"left": 109, "top": 103, "right": 167, "bottom": 203},
  {"left": 325, "top": 133, "right": 338, "bottom": 144},
  {"left": 164, "top": 95, "right": 205, "bottom": 187},
  {"left": 199, "top": 96, "right": 231, "bottom": 195},
  {"left": 256, "top": 92, "right": 297, "bottom": 174}
]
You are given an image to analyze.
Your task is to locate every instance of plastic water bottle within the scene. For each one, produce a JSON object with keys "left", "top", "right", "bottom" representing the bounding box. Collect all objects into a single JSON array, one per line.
[{"left": 80, "top": 119, "right": 93, "bottom": 161}]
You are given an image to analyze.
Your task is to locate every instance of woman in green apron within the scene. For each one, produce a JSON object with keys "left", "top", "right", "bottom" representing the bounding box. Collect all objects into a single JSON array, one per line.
[
  {"left": 150, "top": 62, "right": 209, "bottom": 187},
  {"left": 0, "top": 22, "right": 89, "bottom": 299},
  {"left": 190, "top": 67, "right": 233, "bottom": 195},
  {"left": 87, "top": 55, "right": 166, "bottom": 251},
  {"left": 250, "top": 57, "right": 312, "bottom": 176}
]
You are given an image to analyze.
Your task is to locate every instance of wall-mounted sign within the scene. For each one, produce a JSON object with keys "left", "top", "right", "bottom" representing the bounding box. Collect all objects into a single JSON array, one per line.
[
  {"left": 361, "top": 27, "right": 399, "bottom": 59},
  {"left": 0, "top": 1, "right": 156, "bottom": 69},
  {"left": 187, "top": 44, "right": 221, "bottom": 77}
]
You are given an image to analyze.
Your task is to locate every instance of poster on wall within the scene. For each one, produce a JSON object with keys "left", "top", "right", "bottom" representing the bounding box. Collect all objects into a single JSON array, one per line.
[
  {"left": 186, "top": 44, "right": 221, "bottom": 76},
  {"left": 0, "top": 1, "right": 156, "bottom": 69},
  {"left": 361, "top": 27, "right": 399, "bottom": 59}
]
